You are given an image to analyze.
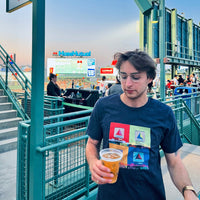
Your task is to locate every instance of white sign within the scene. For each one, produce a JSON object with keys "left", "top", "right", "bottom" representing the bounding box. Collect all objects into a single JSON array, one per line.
[
  {"left": 6, "top": 0, "right": 32, "bottom": 13},
  {"left": 47, "top": 58, "right": 96, "bottom": 76}
]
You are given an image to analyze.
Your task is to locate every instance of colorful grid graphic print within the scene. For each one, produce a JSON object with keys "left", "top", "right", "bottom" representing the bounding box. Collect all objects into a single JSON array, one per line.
[
  {"left": 109, "top": 122, "right": 130, "bottom": 143},
  {"left": 129, "top": 125, "right": 150, "bottom": 148},
  {"left": 109, "top": 122, "right": 151, "bottom": 170},
  {"left": 127, "top": 147, "right": 149, "bottom": 169}
]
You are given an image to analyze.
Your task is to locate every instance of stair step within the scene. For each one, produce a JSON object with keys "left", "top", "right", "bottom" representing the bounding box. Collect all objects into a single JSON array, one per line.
[
  {"left": 0, "top": 110, "right": 17, "bottom": 120},
  {"left": 0, "top": 127, "right": 18, "bottom": 140},
  {"left": 0, "top": 89, "right": 4, "bottom": 96},
  {"left": 0, "top": 96, "right": 8, "bottom": 103},
  {"left": 0, "top": 117, "right": 22, "bottom": 130},
  {"left": 0, "top": 137, "right": 17, "bottom": 153},
  {"left": 0, "top": 103, "right": 12, "bottom": 111}
]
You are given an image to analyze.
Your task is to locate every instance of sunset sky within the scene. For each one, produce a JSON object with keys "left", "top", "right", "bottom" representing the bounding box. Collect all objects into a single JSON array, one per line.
[{"left": 0, "top": 0, "right": 200, "bottom": 68}]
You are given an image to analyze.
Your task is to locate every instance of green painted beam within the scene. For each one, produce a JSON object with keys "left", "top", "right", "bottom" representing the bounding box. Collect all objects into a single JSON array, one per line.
[
  {"left": 187, "top": 19, "right": 194, "bottom": 59},
  {"left": 147, "top": 9, "right": 154, "bottom": 57},
  {"left": 62, "top": 102, "right": 93, "bottom": 110},
  {"left": 171, "top": 9, "right": 177, "bottom": 57},
  {"left": 139, "top": 11, "right": 144, "bottom": 50},
  {"left": 29, "top": 0, "right": 45, "bottom": 199},
  {"left": 134, "top": 0, "right": 153, "bottom": 14}
]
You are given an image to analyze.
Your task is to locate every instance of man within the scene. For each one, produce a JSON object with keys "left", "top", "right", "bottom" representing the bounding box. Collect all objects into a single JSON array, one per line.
[
  {"left": 86, "top": 50, "right": 198, "bottom": 200},
  {"left": 99, "top": 76, "right": 107, "bottom": 97},
  {"left": 47, "top": 73, "right": 61, "bottom": 96},
  {"left": 173, "top": 74, "right": 179, "bottom": 85},
  {"left": 108, "top": 75, "right": 123, "bottom": 96}
]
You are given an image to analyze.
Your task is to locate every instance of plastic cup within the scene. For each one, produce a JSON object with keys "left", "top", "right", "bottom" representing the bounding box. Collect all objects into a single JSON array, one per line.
[{"left": 100, "top": 148, "right": 123, "bottom": 184}]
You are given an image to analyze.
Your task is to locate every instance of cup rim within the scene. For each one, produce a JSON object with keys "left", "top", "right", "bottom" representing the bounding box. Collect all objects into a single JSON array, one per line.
[{"left": 100, "top": 148, "right": 123, "bottom": 162}]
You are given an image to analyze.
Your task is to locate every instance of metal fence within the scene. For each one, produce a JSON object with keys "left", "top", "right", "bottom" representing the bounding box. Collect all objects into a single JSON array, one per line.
[
  {"left": 17, "top": 97, "right": 200, "bottom": 200},
  {"left": 17, "top": 109, "right": 96, "bottom": 200}
]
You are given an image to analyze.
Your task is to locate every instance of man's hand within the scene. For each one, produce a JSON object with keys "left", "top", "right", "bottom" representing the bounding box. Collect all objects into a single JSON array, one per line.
[
  {"left": 86, "top": 137, "right": 114, "bottom": 185},
  {"left": 89, "top": 159, "right": 114, "bottom": 184},
  {"left": 184, "top": 190, "right": 199, "bottom": 200}
]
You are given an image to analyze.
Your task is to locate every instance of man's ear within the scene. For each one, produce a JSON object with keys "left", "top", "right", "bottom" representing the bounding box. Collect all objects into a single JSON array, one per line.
[{"left": 147, "top": 78, "right": 153, "bottom": 84}]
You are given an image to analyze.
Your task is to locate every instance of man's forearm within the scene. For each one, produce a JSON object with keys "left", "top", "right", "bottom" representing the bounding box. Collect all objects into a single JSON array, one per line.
[
  {"left": 167, "top": 158, "right": 192, "bottom": 192},
  {"left": 165, "top": 151, "right": 198, "bottom": 199},
  {"left": 86, "top": 138, "right": 99, "bottom": 166}
]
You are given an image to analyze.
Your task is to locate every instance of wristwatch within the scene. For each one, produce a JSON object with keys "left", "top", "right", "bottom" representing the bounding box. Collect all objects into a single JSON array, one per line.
[{"left": 182, "top": 185, "right": 198, "bottom": 197}]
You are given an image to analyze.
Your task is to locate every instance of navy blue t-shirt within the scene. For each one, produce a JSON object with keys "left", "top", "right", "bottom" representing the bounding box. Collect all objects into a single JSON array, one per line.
[{"left": 86, "top": 95, "right": 183, "bottom": 200}]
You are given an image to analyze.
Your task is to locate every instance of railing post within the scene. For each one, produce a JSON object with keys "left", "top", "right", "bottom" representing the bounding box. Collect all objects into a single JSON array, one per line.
[
  {"left": 5, "top": 55, "right": 8, "bottom": 89},
  {"left": 29, "top": 0, "right": 45, "bottom": 199},
  {"left": 24, "top": 79, "right": 28, "bottom": 114},
  {"left": 85, "top": 135, "right": 90, "bottom": 197}
]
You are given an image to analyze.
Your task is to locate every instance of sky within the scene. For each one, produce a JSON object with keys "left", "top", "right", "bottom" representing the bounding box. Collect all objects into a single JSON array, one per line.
[{"left": 0, "top": 0, "right": 200, "bottom": 68}]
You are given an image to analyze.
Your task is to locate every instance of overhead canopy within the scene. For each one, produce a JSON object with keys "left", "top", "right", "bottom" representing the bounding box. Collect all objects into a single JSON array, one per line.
[{"left": 134, "top": 0, "right": 153, "bottom": 14}]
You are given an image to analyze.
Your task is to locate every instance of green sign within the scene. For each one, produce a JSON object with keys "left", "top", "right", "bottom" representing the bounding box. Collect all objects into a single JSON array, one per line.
[{"left": 6, "top": 0, "right": 32, "bottom": 13}]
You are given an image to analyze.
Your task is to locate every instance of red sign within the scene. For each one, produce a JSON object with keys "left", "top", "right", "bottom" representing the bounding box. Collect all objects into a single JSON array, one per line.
[
  {"left": 53, "top": 52, "right": 58, "bottom": 56},
  {"left": 100, "top": 68, "right": 113, "bottom": 74},
  {"left": 111, "top": 60, "right": 117, "bottom": 65},
  {"left": 49, "top": 67, "right": 54, "bottom": 74}
]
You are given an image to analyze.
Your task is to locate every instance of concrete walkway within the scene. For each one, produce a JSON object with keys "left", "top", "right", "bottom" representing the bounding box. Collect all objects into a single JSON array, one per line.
[
  {"left": 162, "top": 143, "right": 200, "bottom": 199},
  {"left": 0, "top": 150, "right": 16, "bottom": 200},
  {"left": 0, "top": 144, "right": 200, "bottom": 200}
]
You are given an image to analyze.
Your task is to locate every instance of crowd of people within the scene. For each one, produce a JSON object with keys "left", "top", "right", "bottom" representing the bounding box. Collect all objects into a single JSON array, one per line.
[{"left": 166, "top": 73, "right": 198, "bottom": 90}]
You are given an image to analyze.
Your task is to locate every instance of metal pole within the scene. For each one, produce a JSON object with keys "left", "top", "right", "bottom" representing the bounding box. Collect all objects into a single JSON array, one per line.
[
  {"left": 5, "top": 56, "right": 8, "bottom": 89},
  {"left": 159, "top": 0, "right": 166, "bottom": 100},
  {"left": 29, "top": 0, "right": 45, "bottom": 199}
]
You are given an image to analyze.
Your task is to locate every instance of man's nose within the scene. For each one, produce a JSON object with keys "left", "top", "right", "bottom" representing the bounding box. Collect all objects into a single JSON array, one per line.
[{"left": 125, "top": 76, "right": 133, "bottom": 86}]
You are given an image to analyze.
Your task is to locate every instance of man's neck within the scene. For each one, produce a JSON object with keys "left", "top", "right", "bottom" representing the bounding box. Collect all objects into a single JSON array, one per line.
[{"left": 120, "top": 93, "right": 148, "bottom": 108}]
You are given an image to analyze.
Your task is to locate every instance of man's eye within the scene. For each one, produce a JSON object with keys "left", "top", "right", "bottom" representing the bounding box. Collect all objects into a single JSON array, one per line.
[
  {"left": 121, "top": 75, "right": 127, "bottom": 79},
  {"left": 131, "top": 76, "right": 140, "bottom": 80}
]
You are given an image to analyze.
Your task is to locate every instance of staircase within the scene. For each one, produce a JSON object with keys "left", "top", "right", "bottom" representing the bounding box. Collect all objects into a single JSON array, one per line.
[{"left": 0, "top": 89, "right": 22, "bottom": 153}]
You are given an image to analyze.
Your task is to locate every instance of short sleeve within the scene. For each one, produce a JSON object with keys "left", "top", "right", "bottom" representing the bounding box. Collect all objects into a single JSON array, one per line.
[
  {"left": 86, "top": 99, "right": 103, "bottom": 141},
  {"left": 160, "top": 108, "right": 183, "bottom": 153}
]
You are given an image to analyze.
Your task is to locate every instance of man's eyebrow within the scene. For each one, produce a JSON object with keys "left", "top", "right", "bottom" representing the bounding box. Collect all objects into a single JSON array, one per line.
[{"left": 120, "top": 72, "right": 140, "bottom": 75}]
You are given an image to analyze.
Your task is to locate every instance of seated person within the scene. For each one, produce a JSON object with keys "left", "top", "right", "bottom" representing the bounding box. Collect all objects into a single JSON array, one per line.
[
  {"left": 47, "top": 73, "right": 61, "bottom": 96},
  {"left": 178, "top": 75, "right": 184, "bottom": 85},
  {"left": 166, "top": 80, "right": 172, "bottom": 89},
  {"left": 108, "top": 76, "right": 123, "bottom": 96}
]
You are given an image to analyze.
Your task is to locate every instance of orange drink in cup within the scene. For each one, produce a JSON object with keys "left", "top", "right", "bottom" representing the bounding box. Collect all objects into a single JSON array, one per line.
[{"left": 100, "top": 148, "right": 123, "bottom": 184}]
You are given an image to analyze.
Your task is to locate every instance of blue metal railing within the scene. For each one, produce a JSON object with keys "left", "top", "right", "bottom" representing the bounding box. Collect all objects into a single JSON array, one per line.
[{"left": 165, "top": 41, "right": 200, "bottom": 62}]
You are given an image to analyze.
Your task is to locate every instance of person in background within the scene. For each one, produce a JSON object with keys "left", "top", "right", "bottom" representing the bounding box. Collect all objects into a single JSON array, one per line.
[
  {"left": 173, "top": 75, "right": 179, "bottom": 85},
  {"left": 191, "top": 73, "right": 197, "bottom": 83},
  {"left": 99, "top": 76, "right": 107, "bottom": 97},
  {"left": 47, "top": 73, "right": 61, "bottom": 96},
  {"left": 86, "top": 50, "right": 198, "bottom": 200},
  {"left": 108, "top": 75, "right": 123, "bottom": 96},
  {"left": 184, "top": 75, "right": 191, "bottom": 85},
  {"left": 147, "top": 80, "right": 153, "bottom": 93},
  {"left": 166, "top": 80, "right": 172, "bottom": 89},
  {"left": 72, "top": 80, "right": 74, "bottom": 88},
  {"left": 178, "top": 75, "right": 184, "bottom": 85},
  {"left": 105, "top": 83, "right": 112, "bottom": 96}
]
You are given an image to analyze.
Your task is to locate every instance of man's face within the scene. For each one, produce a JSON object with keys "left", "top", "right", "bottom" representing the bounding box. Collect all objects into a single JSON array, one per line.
[
  {"left": 52, "top": 76, "right": 57, "bottom": 83},
  {"left": 119, "top": 60, "right": 152, "bottom": 102}
]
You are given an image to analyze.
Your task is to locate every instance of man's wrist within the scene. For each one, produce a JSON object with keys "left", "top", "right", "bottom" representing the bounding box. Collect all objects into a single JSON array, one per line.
[{"left": 182, "top": 185, "right": 198, "bottom": 197}]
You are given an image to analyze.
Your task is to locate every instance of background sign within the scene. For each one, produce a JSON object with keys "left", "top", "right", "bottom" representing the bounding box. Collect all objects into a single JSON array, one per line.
[
  {"left": 100, "top": 68, "right": 113, "bottom": 74},
  {"left": 6, "top": 0, "right": 32, "bottom": 13},
  {"left": 47, "top": 58, "right": 95, "bottom": 76}
]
